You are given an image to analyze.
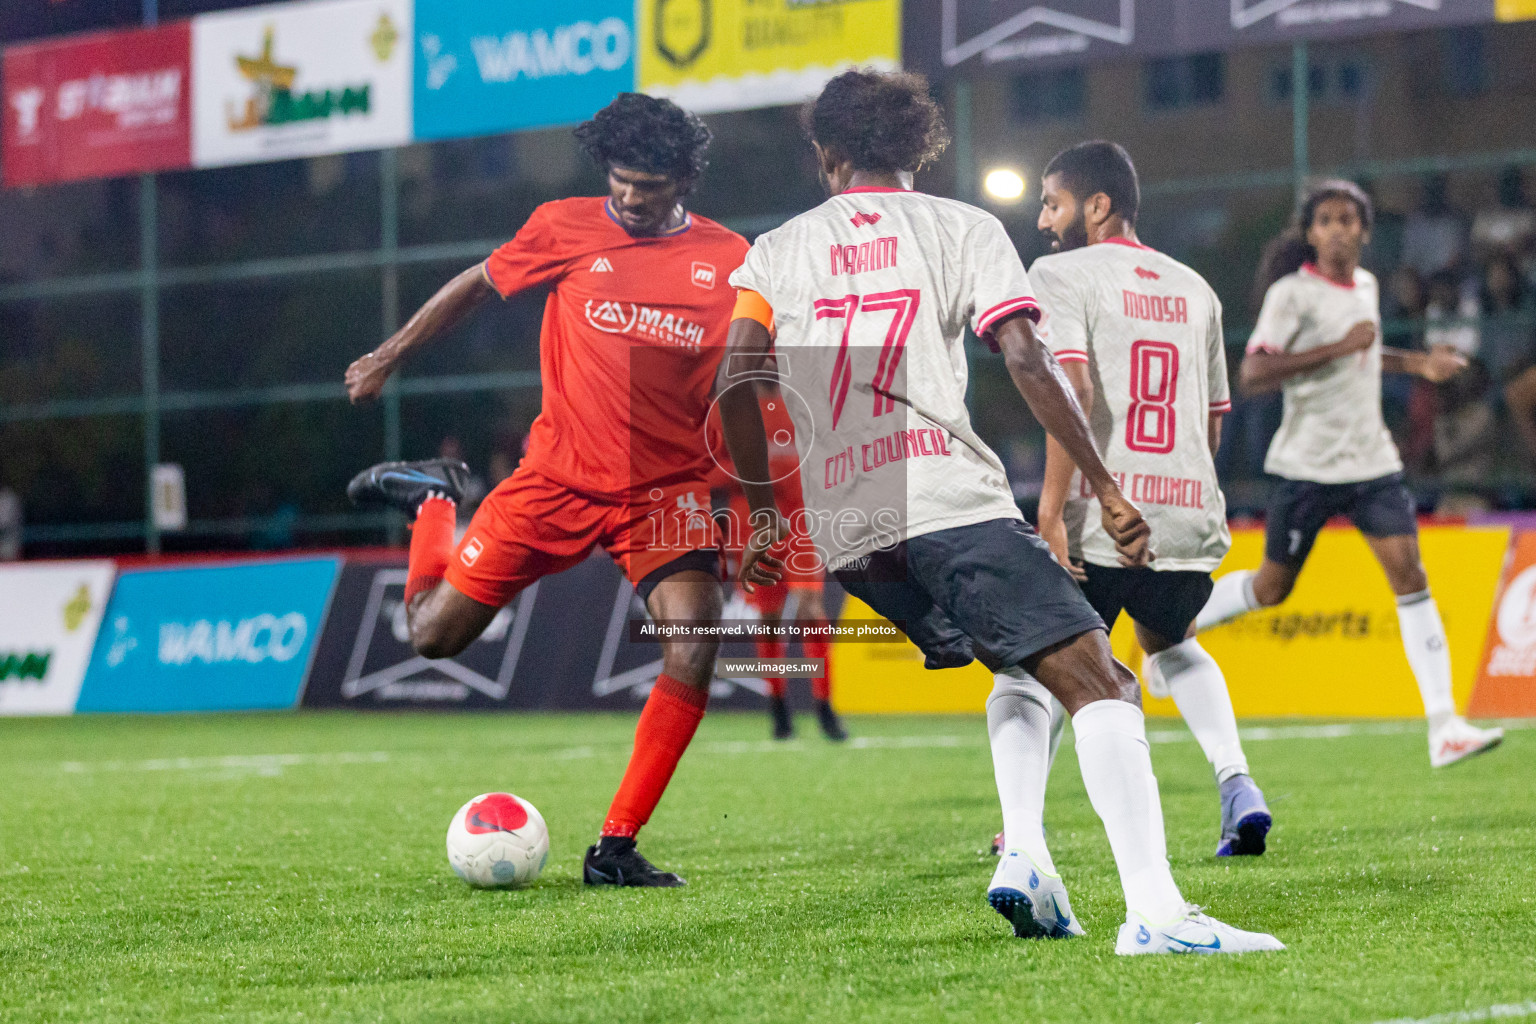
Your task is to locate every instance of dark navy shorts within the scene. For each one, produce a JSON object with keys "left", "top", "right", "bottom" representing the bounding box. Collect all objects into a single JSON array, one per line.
[
  {"left": 832, "top": 518, "right": 1105, "bottom": 673},
  {"left": 1078, "top": 564, "right": 1213, "bottom": 648},
  {"left": 1264, "top": 472, "right": 1418, "bottom": 568}
]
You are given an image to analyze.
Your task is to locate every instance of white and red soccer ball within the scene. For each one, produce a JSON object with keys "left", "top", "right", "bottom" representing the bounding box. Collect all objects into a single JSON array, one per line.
[{"left": 446, "top": 792, "right": 549, "bottom": 888}]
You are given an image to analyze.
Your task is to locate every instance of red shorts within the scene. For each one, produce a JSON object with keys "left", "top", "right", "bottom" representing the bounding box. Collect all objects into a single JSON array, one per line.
[{"left": 445, "top": 465, "right": 721, "bottom": 608}]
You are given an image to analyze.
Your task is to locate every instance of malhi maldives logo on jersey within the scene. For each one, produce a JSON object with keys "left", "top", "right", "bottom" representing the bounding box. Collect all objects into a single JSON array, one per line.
[{"left": 584, "top": 299, "right": 706, "bottom": 351}]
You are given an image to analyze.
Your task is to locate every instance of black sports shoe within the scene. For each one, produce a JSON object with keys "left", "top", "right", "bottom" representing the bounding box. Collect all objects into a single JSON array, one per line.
[
  {"left": 815, "top": 698, "right": 848, "bottom": 741},
  {"left": 346, "top": 458, "right": 470, "bottom": 514},
  {"left": 770, "top": 695, "right": 795, "bottom": 740},
  {"left": 582, "top": 837, "right": 686, "bottom": 888}
]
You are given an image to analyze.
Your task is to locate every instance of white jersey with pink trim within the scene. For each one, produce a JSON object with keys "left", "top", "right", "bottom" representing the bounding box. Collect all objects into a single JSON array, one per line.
[
  {"left": 1247, "top": 265, "right": 1401, "bottom": 484},
  {"left": 729, "top": 187, "right": 1034, "bottom": 570},
  {"left": 1031, "top": 238, "right": 1231, "bottom": 572}
]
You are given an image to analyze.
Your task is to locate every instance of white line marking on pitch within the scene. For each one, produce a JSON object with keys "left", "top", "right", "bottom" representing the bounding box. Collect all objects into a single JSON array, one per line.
[
  {"left": 52, "top": 717, "right": 1527, "bottom": 775},
  {"left": 1371, "top": 999, "right": 1536, "bottom": 1024},
  {"left": 59, "top": 751, "right": 390, "bottom": 776}
]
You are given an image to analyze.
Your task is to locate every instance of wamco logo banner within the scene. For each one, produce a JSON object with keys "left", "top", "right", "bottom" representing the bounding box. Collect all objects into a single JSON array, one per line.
[
  {"left": 413, "top": 0, "right": 635, "bottom": 140},
  {"left": 78, "top": 558, "right": 339, "bottom": 713}
]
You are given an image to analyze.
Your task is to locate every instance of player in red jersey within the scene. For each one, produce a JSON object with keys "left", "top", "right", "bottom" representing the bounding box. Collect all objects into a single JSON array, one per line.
[
  {"left": 343, "top": 94, "right": 771, "bottom": 887},
  {"left": 706, "top": 381, "right": 848, "bottom": 741}
]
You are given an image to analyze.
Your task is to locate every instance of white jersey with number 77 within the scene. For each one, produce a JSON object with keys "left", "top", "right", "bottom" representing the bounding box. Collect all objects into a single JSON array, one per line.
[
  {"left": 729, "top": 187, "right": 1038, "bottom": 572},
  {"left": 1030, "top": 238, "right": 1232, "bottom": 572}
]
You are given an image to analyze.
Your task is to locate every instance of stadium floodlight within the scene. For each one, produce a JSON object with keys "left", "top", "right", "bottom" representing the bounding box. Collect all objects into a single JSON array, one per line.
[{"left": 984, "top": 168, "right": 1027, "bottom": 203}]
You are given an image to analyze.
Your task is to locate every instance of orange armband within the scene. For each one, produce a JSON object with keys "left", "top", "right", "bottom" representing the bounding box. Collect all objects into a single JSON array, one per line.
[{"left": 731, "top": 289, "right": 775, "bottom": 334}]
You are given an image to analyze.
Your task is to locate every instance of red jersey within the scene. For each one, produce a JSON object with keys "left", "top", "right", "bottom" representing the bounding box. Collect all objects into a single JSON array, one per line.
[{"left": 483, "top": 197, "right": 749, "bottom": 496}]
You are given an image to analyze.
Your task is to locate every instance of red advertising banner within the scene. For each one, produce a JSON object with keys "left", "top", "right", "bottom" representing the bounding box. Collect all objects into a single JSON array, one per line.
[
  {"left": 1469, "top": 531, "right": 1536, "bottom": 718},
  {"left": 3, "top": 22, "right": 192, "bottom": 188}
]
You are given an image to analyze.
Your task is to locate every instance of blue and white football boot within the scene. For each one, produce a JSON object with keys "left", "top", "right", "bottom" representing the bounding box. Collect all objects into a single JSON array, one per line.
[
  {"left": 1216, "top": 774, "right": 1272, "bottom": 857},
  {"left": 987, "top": 848, "right": 1084, "bottom": 939},
  {"left": 1116, "top": 907, "right": 1284, "bottom": 956}
]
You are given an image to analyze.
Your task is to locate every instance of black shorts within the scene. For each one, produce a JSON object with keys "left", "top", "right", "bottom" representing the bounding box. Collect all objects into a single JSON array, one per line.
[
  {"left": 831, "top": 518, "right": 1105, "bottom": 673},
  {"left": 1079, "top": 564, "right": 1213, "bottom": 648},
  {"left": 1264, "top": 472, "right": 1417, "bottom": 568}
]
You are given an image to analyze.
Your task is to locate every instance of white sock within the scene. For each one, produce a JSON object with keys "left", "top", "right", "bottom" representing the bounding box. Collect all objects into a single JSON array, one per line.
[
  {"left": 1194, "top": 569, "right": 1259, "bottom": 632},
  {"left": 1146, "top": 638, "right": 1250, "bottom": 784},
  {"left": 1046, "top": 693, "right": 1068, "bottom": 772},
  {"left": 1396, "top": 590, "right": 1456, "bottom": 725},
  {"left": 1073, "top": 699, "right": 1187, "bottom": 923},
  {"left": 987, "top": 668, "right": 1058, "bottom": 874}
]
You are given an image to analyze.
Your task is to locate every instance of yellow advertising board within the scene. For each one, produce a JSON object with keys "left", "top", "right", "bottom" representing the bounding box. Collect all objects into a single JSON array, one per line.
[
  {"left": 1497, "top": 0, "right": 1536, "bottom": 21},
  {"left": 637, "top": 0, "right": 901, "bottom": 113},
  {"left": 833, "top": 525, "right": 1509, "bottom": 717}
]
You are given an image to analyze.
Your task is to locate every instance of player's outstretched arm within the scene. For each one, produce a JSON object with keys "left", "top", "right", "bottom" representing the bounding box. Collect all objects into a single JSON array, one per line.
[
  {"left": 1382, "top": 345, "right": 1468, "bottom": 382},
  {"left": 717, "top": 317, "right": 786, "bottom": 591},
  {"left": 345, "top": 265, "right": 496, "bottom": 403},
  {"left": 993, "top": 314, "right": 1151, "bottom": 567},
  {"left": 1239, "top": 320, "right": 1376, "bottom": 395},
  {"left": 1038, "top": 360, "right": 1094, "bottom": 581}
]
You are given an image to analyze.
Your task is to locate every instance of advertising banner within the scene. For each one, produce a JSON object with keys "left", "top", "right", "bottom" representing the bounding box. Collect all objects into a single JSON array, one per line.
[
  {"left": 190, "top": 0, "right": 411, "bottom": 169},
  {"left": 1161, "top": 525, "right": 1506, "bottom": 718},
  {"left": 637, "top": 0, "right": 901, "bottom": 113},
  {"left": 303, "top": 553, "right": 772, "bottom": 711},
  {"left": 836, "top": 525, "right": 1508, "bottom": 717},
  {"left": 906, "top": 0, "right": 1496, "bottom": 74},
  {"left": 1468, "top": 530, "right": 1536, "bottom": 718},
  {"left": 0, "top": 561, "right": 116, "bottom": 716},
  {"left": 3, "top": 22, "right": 192, "bottom": 188},
  {"left": 412, "top": 0, "right": 634, "bottom": 140},
  {"left": 77, "top": 557, "right": 339, "bottom": 713}
]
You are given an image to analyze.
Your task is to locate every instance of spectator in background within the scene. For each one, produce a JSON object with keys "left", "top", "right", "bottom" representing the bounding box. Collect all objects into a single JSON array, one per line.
[
  {"left": 0, "top": 484, "right": 21, "bottom": 560},
  {"left": 1383, "top": 267, "right": 1428, "bottom": 465},
  {"left": 1487, "top": 251, "right": 1536, "bottom": 464},
  {"left": 1401, "top": 173, "right": 1469, "bottom": 279},
  {"left": 1479, "top": 251, "right": 1533, "bottom": 380},
  {"left": 1471, "top": 166, "right": 1535, "bottom": 258},
  {"left": 1424, "top": 270, "right": 1479, "bottom": 357}
]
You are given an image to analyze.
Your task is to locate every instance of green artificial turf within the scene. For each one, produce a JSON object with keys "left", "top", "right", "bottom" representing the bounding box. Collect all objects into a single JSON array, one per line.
[{"left": 0, "top": 711, "right": 1531, "bottom": 1023}]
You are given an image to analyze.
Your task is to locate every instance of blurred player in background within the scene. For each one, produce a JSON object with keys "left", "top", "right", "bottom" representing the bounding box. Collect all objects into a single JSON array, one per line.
[
  {"left": 343, "top": 94, "right": 758, "bottom": 887},
  {"left": 718, "top": 69, "right": 1283, "bottom": 955},
  {"left": 707, "top": 382, "right": 848, "bottom": 741},
  {"left": 1194, "top": 179, "right": 1503, "bottom": 768},
  {"left": 1027, "top": 141, "right": 1271, "bottom": 857}
]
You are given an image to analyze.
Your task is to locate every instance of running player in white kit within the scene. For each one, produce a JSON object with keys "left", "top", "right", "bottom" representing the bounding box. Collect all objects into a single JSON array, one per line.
[
  {"left": 1026, "top": 141, "right": 1271, "bottom": 857},
  {"left": 1193, "top": 179, "right": 1503, "bottom": 768},
  {"left": 716, "top": 70, "right": 1283, "bottom": 955}
]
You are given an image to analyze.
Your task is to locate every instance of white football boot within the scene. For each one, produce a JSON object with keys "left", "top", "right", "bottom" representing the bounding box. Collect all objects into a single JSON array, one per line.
[
  {"left": 1429, "top": 717, "right": 1504, "bottom": 768},
  {"left": 987, "top": 848, "right": 1084, "bottom": 939},
  {"left": 1116, "top": 906, "right": 1284, "bottom": 956}
]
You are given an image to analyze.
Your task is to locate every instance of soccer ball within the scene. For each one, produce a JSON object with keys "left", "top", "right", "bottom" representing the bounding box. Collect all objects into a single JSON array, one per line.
[{"left": 445, "top": 792, "right": 549, "bottom": 888}]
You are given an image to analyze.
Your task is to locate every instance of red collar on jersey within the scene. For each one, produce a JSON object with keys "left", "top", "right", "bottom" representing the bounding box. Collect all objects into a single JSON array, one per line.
[
  {"left": 1100, "top": 236, "right": 1154, "bottom": 251},
  {"left": 604, "top": 198, "right": 693, "bottom": 237},
  {"left": 1301, "top": 262, "right": 1357, "bottom": 289},
  {"left": 842, "top": 186, "right": 913, "bottom": 194}
]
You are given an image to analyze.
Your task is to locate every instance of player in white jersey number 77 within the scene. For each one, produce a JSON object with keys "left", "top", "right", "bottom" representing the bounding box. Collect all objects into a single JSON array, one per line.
[
  {"left": 1022, "top": 141, "right": 1272, "bottom": 858},
  {"left": 1192, "top": 179, "right": 1503, "bottom": 769},
  {"left": 715, "top": 70, "right": 1283, "bottom": 955}
]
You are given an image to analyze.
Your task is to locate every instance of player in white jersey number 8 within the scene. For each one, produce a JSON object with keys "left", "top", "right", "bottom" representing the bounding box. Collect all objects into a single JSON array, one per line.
[
  {"left": 717, "top": 69, "right": 1283, "bottom": 955},
  {"left": 1192, "top": 180, "right": 1503, "bottom": 769},
  {"left": 1018, "top": 140, "right": 1273, "bottom": 860}
]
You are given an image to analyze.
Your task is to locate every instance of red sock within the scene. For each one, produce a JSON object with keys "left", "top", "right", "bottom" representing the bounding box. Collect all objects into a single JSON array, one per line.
[
  {"left": 757, "top": 638, "right": 787, "bottom": 698},
  {"left": 602, "top": 674, "right": 708, "bottom": 839},
  {"left": 405, "top": 496, "right": 456, "bottom": 606},
  {"left": 805, "top": 636, "right": 831, "bottom": 702}
]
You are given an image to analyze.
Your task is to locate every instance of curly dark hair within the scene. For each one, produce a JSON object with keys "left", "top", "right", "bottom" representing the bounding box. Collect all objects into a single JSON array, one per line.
[
  {"left": 804, "top": 69, "right": 949, "bottom": 174},
  {"left": 1253, "top": 178, "right": 1375, "bottom": 311},
  {"left": 573, "top": 93, "right": 712, "bottom": 192}
]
